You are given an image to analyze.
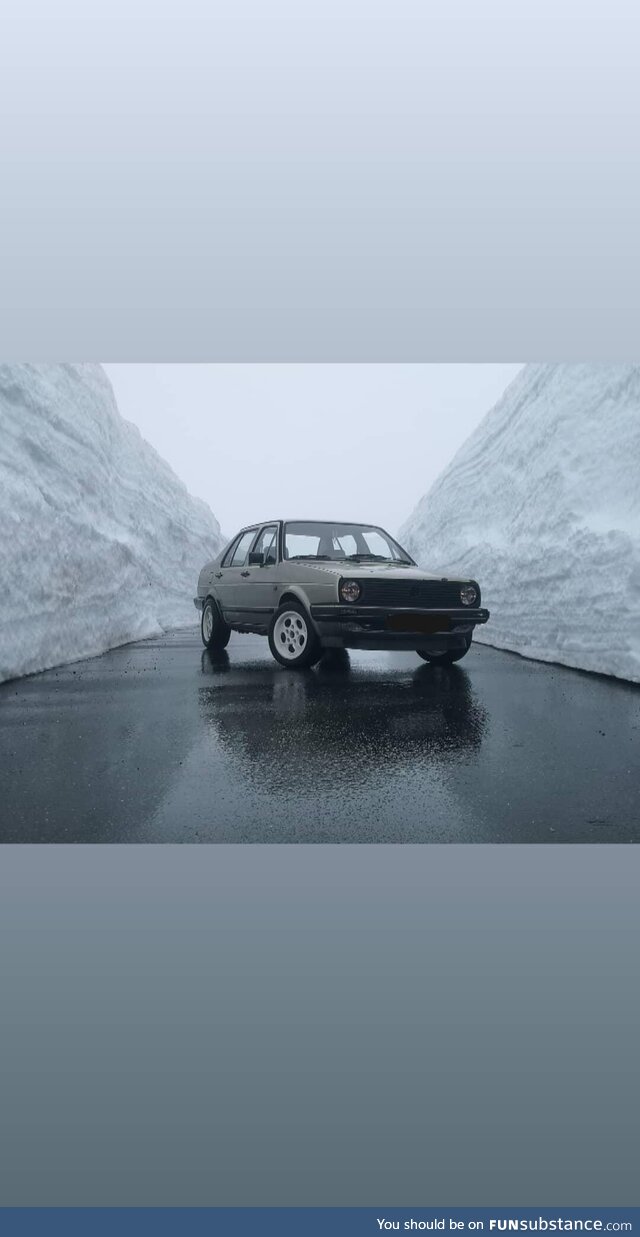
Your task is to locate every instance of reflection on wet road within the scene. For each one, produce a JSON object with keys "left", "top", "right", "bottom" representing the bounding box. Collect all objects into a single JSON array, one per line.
[{"left": 1, "top": 631, "right": 638, "bottom": 841}]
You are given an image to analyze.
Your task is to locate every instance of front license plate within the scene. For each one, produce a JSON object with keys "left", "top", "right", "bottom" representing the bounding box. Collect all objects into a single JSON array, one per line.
[{"left": 386, "top": 613, "right": 452, "bottom": 634}]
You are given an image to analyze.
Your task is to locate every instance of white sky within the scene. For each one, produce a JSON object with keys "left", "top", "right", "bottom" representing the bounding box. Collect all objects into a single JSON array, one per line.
[{"left": 103, "top": 364, "right": 523, "bottom": 538}]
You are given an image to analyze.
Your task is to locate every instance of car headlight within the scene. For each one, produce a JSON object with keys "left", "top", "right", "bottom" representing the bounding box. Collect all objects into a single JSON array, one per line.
[
  {"left": 340, "top": 579, "right": 362, "bottom": 603},
  {"left": 460, "top": 584, "right": 477, "bottom": 606}
]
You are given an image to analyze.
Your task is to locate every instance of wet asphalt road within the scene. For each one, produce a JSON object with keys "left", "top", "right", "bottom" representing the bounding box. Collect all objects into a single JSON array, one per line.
[{"left": 0, "top": 630, "right": 638, "bottom": 842}]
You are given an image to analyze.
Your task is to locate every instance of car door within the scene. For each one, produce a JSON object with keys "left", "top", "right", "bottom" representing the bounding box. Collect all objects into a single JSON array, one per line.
[
  {"left": 215, "top": 527, "right": 258, "bottom": 617},
  {"left": 233, "top": 523, "right": 280, "bottom": 618}
]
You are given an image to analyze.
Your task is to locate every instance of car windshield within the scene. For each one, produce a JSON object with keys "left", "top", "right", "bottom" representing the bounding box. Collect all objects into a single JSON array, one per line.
[{"left": 283, "top": 522, "right": 414, "bottom": 564}]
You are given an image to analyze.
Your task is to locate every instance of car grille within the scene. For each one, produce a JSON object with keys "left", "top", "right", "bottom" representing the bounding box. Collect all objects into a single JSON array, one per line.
[{"left": 357, "top": 578, "right": 480, "bottom": 608}]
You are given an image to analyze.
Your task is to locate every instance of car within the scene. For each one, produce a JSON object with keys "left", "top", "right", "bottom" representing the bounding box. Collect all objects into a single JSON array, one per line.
[{"left": 194, "top": 519, "right": 490, "bottom": 669}]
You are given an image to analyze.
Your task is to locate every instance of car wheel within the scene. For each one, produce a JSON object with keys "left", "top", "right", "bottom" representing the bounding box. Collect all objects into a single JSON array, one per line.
[
  {"left": 268, "top": 602, "right": 321, "bottom": 669},
  {"left": 201, "top": 598, "right": 231, "bottom": 651},
  {"left": 417, "top": 636, "right": 472, "bottom": 665}
]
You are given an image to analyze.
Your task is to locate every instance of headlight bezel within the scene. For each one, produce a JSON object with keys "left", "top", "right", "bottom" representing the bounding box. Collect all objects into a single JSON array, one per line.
[
  {"left": 460, "top": 583, "right": 478, "bottom": 607},
  {"left": 339, "top": 578, "right": 362, "bottom": 603}
]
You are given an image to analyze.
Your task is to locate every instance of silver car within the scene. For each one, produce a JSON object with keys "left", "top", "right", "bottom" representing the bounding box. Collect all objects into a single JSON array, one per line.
[{"left": 195, "top": 519, "right": 489, "bottom": 669}]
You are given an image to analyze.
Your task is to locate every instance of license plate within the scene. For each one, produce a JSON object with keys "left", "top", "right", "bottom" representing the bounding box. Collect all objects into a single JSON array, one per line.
[{"left": 386, "top": 613, "right": 452, "bottom": 634}]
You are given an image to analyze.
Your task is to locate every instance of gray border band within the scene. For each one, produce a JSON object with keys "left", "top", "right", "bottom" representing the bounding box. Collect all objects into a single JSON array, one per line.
[{"left": 1, "top": 845, "right": 638, "bottom": 1206}]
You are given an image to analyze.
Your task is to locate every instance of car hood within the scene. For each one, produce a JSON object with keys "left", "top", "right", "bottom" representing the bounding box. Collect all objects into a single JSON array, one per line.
[{"left": 302, "top": 562, "right": 472, "bottom": 582}]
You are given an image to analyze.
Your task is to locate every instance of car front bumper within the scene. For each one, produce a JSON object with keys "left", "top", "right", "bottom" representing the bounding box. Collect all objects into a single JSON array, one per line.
[{"left": 309, "top": 605, "right": 490, "bottom": 651}]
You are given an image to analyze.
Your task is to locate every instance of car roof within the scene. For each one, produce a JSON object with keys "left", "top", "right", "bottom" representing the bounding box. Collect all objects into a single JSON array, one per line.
[{"left": 237, "top": 519, "right": 382, "bottom": 530}]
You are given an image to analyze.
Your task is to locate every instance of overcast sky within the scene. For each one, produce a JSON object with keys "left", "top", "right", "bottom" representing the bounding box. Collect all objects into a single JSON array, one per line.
[{"left": 103, "top": 364, "right": 523, "bottom": 538}]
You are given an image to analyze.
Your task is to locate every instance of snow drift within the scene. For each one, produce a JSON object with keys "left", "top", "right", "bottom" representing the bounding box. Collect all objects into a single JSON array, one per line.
[
  {"left": 399, "top": 364, "right": 640, "bottom": 683},
  {"left": 0, "top": 363, "right": 223, "bottom": 682}
]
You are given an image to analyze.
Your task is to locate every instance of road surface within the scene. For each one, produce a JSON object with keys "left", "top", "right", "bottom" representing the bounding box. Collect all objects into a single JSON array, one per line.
[{"left": 1, "top": 630, "right": 638, "bottom": 842}]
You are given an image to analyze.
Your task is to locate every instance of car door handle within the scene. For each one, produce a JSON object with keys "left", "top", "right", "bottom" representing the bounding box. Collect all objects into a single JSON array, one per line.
[{"left": 241, "top": 570, "right": 250, "bottom": 577}]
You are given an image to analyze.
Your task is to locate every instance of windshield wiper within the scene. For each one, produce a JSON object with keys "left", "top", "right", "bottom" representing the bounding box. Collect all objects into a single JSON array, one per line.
[
  {"left": 288, "top": 554, "right": 332, "bottom": 560},
  {"left": 343, "top": 553, "right": 415, "bottom": 564},
  {"left": 344, "top": 553, "right": 391, "bottom": 561}
]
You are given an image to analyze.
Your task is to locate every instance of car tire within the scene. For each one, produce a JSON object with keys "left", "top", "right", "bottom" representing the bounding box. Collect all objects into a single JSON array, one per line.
[
  {"left": 201, "top": 597, "right": 231, "bottom": 651},
  {"left": 268, "top": 601, "right": 322, "bottom": 669},
  {"left": 417, "top": 636, "right": 472, "bottom": 665}
]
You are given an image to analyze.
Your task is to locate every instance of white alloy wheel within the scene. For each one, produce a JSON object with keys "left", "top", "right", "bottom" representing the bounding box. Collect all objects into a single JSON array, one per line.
[
  {"left": 273, "top": 609, "right": 308, "bottom": 661},
  {"left": 203, "top": 603, "right": 214, "bottom": 643},
  {"left": 201, "top": 598, "right": 231, "bottom": 651}
]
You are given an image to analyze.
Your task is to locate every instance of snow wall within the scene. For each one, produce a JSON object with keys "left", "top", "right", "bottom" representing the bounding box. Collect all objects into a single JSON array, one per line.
[
  {"left": 0, "top": 363, "right": 223, "bottom": 682},
  {"left": 399, "top": 363, "right": 640, "bottom": 683}
]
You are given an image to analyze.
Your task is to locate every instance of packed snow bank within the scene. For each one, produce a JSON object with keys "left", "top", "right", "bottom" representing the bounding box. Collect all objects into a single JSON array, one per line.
[
  {"left": 0, "top": 363, "right": 223, "bottom": 682},
  {"left": 399, "top": 364, "right": 640, "bottom": 683}
]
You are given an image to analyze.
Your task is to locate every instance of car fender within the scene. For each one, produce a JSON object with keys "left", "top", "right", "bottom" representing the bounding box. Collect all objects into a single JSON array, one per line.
[{"left": 276, "top": 587, "right": 321, "bottom": 633}]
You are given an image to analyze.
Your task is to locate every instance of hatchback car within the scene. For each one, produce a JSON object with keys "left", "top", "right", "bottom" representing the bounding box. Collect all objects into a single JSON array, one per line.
[{"left": 195, "top": 519, "right": 489, "bottom": 668}]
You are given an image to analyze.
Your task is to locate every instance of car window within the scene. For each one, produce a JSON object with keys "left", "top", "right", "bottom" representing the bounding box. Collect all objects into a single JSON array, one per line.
[
  {"left": 362, "top": 529, "right": 396, "bottom": 557},
  {"left": 254, "top": 525, "right": 278, "bottom": 565},
  {"left": 228, "top": 529, "right": 257, "bottom": 567},
  {"left": 220, "top": 534, "right": 242, "bottom": 567},
  {"left": 285, "top": 534, "right": 321, "bottom": 559},
  {"left": 334, "top": 533, "right": 358, "bottom": 555},
  {"left": 283, "top": 521, "right": 414, "bottom": 563}
]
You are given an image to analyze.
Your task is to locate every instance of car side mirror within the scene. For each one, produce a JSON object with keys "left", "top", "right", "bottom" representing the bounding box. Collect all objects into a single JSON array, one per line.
[{"left": 248, "top": 550, "right": 266, "bottom": 566}]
